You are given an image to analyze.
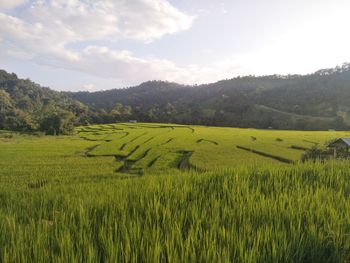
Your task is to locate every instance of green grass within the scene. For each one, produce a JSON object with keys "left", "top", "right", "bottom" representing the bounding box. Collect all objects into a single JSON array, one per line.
[
  {"left": 1, "top": 123, "right": 350, "bottom": 262},
  {"left": 77, "top": 123, "right": 350, "bottom": 172}
]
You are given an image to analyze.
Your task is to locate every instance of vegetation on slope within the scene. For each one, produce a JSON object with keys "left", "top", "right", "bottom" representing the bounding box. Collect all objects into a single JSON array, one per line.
[
  {"left": 2, "top": 63, "right": 350, "bottom": 134},
  {"left": 0, "top": 70, "right": 88, "bottom": 135},
  {"left": 68, "top": 63, "right": 350, "bottom": 130}
]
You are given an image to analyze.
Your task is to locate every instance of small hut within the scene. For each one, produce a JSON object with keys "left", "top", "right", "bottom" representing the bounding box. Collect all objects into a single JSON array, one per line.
[{"left": 328, "top": 138, "right": 350, "bottom": 158}]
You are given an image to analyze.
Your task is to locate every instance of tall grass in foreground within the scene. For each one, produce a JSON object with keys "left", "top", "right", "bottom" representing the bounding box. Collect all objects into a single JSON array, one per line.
[{"left": 1, "top": 162, "right": 350, "bottom": 262}]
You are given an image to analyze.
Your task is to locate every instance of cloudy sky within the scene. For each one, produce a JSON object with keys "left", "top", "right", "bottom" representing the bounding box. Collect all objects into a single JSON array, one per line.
[{"left": 1, "top": 0, "right": 350, "bottom": 91}]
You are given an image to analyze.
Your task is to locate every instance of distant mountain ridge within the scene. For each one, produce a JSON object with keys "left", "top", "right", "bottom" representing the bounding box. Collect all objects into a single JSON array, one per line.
[
  {"left": 66, "top": 63, "right": 350, "bottom": 130},
  {"left": 2, "top": 63, "right": 350, "bottom": 132},
  {"left": 315, "top": 62, "right": 350, "bottom": 76}
]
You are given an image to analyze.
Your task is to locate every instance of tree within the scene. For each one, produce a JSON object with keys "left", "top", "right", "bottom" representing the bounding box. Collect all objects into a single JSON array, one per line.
[
  {"left": 110, "top": 103, "right": 132, "bottom": 121},
  {"left": 40, "top": 110, "right": 75, "bottom": 135},
  {"left": 0, "top": 69, "right": 87, "bottom": 133},
  {"left": 0, "top": 90, "right": 13, "bottom": 112}
]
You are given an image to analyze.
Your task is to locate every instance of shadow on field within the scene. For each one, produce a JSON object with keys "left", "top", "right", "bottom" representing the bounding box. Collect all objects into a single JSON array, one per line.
[{"left": 236, "top": 145, "right": 293, "bottom": 164}]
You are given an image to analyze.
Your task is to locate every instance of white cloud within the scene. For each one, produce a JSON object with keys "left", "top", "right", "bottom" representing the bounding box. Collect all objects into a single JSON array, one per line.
[
  {"left": 0, "top": 5, "right": 225, "bottom": 86},
  {"left": 0, "top": 0, "right": 200, "bottom": 88},
  {"left": 82, "top": 83, "right": 97, "bottom": 91},
  {"left": 34, "top": 45, "right": 233, "bottom": 85},
  {"left": 220, "top": 3, "right": 228, "bottom": 14},
  {"left": 0, "top": 0, "right": 27, "bottom": 10},
  {"left": 9, "top": 0, "right": 193, "bottom": 42},
  {"left": 3, "top": 0, "right": 349, "bottom": 90}
]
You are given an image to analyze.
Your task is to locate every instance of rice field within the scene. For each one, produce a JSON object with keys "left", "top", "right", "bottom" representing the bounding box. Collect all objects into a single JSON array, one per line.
[
  {"left": 1, "top": 123, "right": 350, "bottom": 262},
  {"left": 77, "top": 123, "right": 350, "bottom": 172}
]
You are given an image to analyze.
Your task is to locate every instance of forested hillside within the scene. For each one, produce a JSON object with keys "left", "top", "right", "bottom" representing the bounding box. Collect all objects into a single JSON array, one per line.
[
  {"left": 68, "top": 63, "right": 350, "bottom": 130},
  {"left": 0, "top": 70, "right": 88, "bottom": 134},
  {"left": 2, "top": 63, "right": 350, "bottom": 132}
]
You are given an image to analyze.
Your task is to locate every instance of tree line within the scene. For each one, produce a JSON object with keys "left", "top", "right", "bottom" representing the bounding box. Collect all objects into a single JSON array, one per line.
[{"left": 2, "top": 63, "right": 350, "bottom": 134}]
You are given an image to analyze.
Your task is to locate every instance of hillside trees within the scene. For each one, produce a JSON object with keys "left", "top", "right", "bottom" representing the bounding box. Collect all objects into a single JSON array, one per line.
[
  {"left": 0, "top": 70, "right": 85, "bottom": 134},
  {"left": 3, "top": 62, "right": 350, "bottom": 132},
  {"left": 40, "top": 110, "right": 75, "bottom": 135},
  {"left": 67, "top": 63, "right": 350, "bottom": 130},
  {"left": 110, "top": 103, "right": 132, "bottom": 121},
  {"left": 0, "top": 90, "right": 13, "bottom": 111}
]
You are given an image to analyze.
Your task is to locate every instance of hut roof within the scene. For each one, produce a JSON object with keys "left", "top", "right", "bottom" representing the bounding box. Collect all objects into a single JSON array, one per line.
[{"left": 328, "top": 138, "right": 350, "bottom": 148}]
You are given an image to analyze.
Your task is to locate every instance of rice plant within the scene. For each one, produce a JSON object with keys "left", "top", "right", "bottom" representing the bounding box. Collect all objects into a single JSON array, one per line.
[{"left": 1, "top": 124, "right": 350, "bottom": 262}]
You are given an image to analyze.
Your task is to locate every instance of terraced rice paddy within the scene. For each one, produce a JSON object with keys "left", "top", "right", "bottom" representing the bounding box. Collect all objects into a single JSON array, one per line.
[
  {"left": 1, "top": 124, "right": 350, "bottom": 262},
  {"left": 77, "top": 123, "right": 350, "bottom": 173}
]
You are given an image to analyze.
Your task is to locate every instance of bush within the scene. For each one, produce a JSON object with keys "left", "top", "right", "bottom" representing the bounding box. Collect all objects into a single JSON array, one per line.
[
  {"left": 301, "top": 146, "right": 331, "bottom": 161},
  {"left": 40, "top": 111, "right": 75, "bottom": 135}
]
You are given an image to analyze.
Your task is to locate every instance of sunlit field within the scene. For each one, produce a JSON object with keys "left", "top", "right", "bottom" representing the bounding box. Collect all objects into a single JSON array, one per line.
[
  {"left": 76, "top": 123, "right": 350, "bottom": 172},
  {"left": 1, "top": 124, "right": 350, "bottom": 262}
]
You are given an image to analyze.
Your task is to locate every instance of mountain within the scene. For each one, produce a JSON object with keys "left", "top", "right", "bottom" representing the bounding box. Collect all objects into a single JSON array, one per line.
[
  {"left": 2, "top": 63, "right": 350, "bottom": 133},
  {"left": 0, "top": 70, "right": 88, "bottom": 134},
  {"left": 67, "top": 63, "right": 350, "bottom": 130}
]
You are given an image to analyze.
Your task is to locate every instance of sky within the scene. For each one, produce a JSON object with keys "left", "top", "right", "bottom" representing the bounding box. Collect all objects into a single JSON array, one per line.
[{"left": 1, "top": 0, "right": 350, "bottom": 91}]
